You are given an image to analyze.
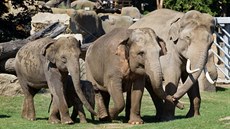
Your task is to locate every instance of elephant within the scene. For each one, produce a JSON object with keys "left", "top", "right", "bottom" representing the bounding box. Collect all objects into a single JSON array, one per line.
[
  {"left": 129, "top": 9, "right": 215, "bottom": 120},
  {"left": 49, "top": 77, "right": 95, "bottom": 123},
  {"left": 14, "top": 36, "right": 96, "bottom": 124},
  {"left": 85, "top": 27, "right": 183, "bottom": 124}
]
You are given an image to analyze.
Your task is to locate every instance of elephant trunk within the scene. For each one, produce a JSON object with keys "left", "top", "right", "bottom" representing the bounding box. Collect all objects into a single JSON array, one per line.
[
  {"left": 173, "top": 50, "right": 209, "bottom": 100},
  {"left": 145, "top": 59, "right": 166, "bottom": 100},
  {"left": 67, "top": 61, "right": 97, "bottom": 116}
]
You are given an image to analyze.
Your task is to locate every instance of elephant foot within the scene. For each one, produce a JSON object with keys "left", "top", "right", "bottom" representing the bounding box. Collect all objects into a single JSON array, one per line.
[
  {"left": 128, "top": 118, "right": 144, "bottom": 125},
  {"left": 160, "top": 115, "right": 174, "bottom": 122},
  {"left": 61, "top": 117, "right": 74, "bottom": 124},
  {"left": 21, "top": 114, "right": 36, "bottom": 121},
  {"left": 128, "top": 114, "right": 143, "bottom": 125},
  {"left": 186, "top": 109, "right": 200, "bottom": 118},
  {"left": 99, "top": 116, "right": 112, "bottom": 122},
  {"left": 48, "top": 117, "right": 61, "bottom": 124},
  {"left": 80, "top": 119, "right": 87, "bottom": 123},
  {"left": 22, "top": 116, "right": 36, "bottom": 121}
]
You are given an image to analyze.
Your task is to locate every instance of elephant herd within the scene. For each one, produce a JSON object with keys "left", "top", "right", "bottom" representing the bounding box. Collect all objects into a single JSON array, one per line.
[{"left": 14, "top": 9, "right": 215, "bottom": 125}]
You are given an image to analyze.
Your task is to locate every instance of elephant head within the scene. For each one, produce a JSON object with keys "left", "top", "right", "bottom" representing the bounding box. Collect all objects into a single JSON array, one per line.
[
  {"left": 169, "top": 10, "right": 215, "bottom": 99},
  {"left": 127, "top": 28, "right": 176, "bottom": 103},
  {"left": 42, "top": 36, "right": 96, "bottom": 116}
]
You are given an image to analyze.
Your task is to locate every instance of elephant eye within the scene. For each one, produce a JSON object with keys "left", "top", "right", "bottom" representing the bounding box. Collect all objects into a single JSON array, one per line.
[
  {"left": 138, "top": 51, "right": 145, "bottom": 56},
  {"left": 61, "top": 56, "right": 67, "bottom": 63}
]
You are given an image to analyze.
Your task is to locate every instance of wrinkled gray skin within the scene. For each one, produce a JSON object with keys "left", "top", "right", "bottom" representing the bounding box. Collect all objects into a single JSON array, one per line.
[
  {"left": 15, "top": 37, "right": 96, "bottom": 124},
  {"left": 50, "top": 77, "right": 95, "bottom": 123},
  {"left": 129, "top": 9, "right": 214, "bottom": 120},
  {"left": 85, "top": 28, "right": 180, "bottom": 124}
]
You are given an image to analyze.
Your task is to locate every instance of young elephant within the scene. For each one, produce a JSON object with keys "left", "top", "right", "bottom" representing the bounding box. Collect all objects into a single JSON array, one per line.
[
  {"left": 49, "top": 76, "right": 95, "bottom": 123},
  {"left": 85, "top": 28, "right": 182, "bottom": 124},
  {"left": 15, "top": 37, "right": 96, "bottom": 124}
]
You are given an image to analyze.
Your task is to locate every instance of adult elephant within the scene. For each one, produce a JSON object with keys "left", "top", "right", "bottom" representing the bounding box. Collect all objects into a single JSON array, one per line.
[
  {"left": 15, "top": 36, "right": 96, "bottom": 124},
  {"left": 85, "top": 28, "right": 182, "bottom": 124},
  {"left": 129, "top": 9, "right": 215, "bottom": 120}
]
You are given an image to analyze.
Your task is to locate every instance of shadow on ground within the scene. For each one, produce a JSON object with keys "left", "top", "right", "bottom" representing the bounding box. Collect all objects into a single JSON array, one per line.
[{"left": 0, "top": 115, "right": 11, "bottom": 118}]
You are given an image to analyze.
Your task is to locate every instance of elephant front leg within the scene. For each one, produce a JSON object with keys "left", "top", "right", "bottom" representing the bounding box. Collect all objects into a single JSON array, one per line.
[
  {"left": 77, "top": 105, "right": 87, "bottom": 123},
  {"left": 128, "top": 78, "right": 144, "bottom": 125},
  {"left": 49, "top": 97, "right": 61, "bottom": 124},
  {"left": 48, "top": 82, "right": 73, "bottom": 124},
  {"left": 107, "top": 78, "right": 125, "bottom": 120},
  {"left": 186, "top": 81, "right": 201, "bottom": 117},
  {"left": 95, "top": 90, "right": 110, "bottom": 121}
]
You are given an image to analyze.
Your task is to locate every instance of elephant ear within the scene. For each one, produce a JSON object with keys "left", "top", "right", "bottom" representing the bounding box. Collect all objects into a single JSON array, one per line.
[
  {"left": 41, "top": 41, "right": 56, "bottom": 64},
  {"left": 156, "top": 36, "right": 167, "bottom": 56},
  {"left": 169, "top": 17, "right": 181, "bottom": 43}
]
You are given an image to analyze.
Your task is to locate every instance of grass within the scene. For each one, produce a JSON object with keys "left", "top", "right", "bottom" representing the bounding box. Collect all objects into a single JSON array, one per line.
[{"left": 0, "top": 86, "right": 230, "bottom": 129}]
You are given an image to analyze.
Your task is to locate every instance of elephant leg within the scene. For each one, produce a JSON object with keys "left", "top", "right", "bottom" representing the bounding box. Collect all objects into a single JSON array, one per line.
[
  {"left": 186, "top": 82, "right": 201, "bottom": 117},
  {"left": 128, "top": 77, "right": 144, "bottom": 124},
  {"left": 107, "top": 78, "right": 125, "bottom": 120},
  {"left": 71, "top": 106, "right": 78, "bottom": 122},
  {"left": 19, "top": 77, "right": 39, "bottom": 121},
  {"left": 145, "top": 80, "right": 164, "bottom": 121},
  {"left": 77, "top": 104, "right": 87, "bottom": 123},
  {"left": 181, "top": 72, "right": 201, "bottom": 117},
  {"left": 125, "top": 87, "right": 131, "bottom": 120},
  {"left": 95, "top": 90, "right": 109, "bottom": 120},
  {"left": 49, "top": 97, "right": 61, "bottom": 124},
  {"left": 162, "top": 68, "right": 181, "bottom": 121},
  {"left": 48, "top": 80, "right": 73, "bottom": 124}
]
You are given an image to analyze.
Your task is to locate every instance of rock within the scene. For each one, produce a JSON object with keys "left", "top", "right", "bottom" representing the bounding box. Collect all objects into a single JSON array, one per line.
[
  {"left": 0, "top": 74, "right": 22, "bottom": 96},
  {"left": 71, "top": 0, "right": 96, "bottom": 11},
  {"left": 99, "top": 13, "right": 133, "bottom": 34},
  {"left": 70, "top": 10, "right": 105, "bottom": 43},
  {"left": 51, "top": 8, "right": 76, "bottom": 16},
  {"left": 30, "top": 12, "right": 71, "bottom": 35},
  {"left": 121, "top": 7, "right": 142, "bottom": 19}
]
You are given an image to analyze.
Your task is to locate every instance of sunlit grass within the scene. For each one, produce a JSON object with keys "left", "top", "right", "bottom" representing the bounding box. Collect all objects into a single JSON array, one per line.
[{"left": 0, "top": 86, "right": 230, "bottom": 129}]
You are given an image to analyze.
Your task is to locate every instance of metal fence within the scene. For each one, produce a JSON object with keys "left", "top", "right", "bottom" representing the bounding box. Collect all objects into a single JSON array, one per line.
[{"left": 211, "top": 17, "right": 230, "bottom": 82}]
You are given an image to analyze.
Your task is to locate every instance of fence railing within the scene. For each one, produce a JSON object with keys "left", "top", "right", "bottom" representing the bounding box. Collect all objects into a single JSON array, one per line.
[{"left": 212, "top": 17, "right": 230, "bottom": 82}]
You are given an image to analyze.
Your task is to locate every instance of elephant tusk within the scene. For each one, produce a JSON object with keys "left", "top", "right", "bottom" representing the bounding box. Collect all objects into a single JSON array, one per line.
[
  {"left": 186, "top": 59, "right": 201, "bottom": 74},
  {"left": 204, "top": 67, "right": 215, "bottom": 84}
]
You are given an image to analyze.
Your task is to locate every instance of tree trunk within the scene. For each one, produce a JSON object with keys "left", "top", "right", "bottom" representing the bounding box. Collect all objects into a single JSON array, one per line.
[{"left": 156, "top": 0, "right": 164, "bottom": 9}]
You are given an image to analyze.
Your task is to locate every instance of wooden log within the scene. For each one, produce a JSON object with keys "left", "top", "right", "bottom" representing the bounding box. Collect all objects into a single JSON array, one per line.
[
  {"left": 0, "top": 58, "right": 16, "bottom": 74},
  {"left": 0, "top": 22, "right": 66, "bottom": 61}
]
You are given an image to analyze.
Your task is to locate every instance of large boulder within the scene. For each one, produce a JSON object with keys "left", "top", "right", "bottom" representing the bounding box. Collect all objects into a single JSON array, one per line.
[
  {"left": 71, "top": 0, "right": 96, "bottom": 11},
  {"left": 70, "top": 10, "right": 105, "bottom": 43},
  {"left": 121, "top": 7, "right": 142, "bottom": 19},
  {"left": 30, "top": 12, "right": 71, "bottom": 35},
  {"left": 99, "top": 13, "right": 133, "bottom": 34},
  {"left": 0, "top": 74, "right": 22, "bottom": 96}
]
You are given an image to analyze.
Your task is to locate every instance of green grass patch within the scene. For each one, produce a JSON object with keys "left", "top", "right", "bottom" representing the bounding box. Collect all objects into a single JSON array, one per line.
[{"left": 0, "top": 86, "right": 230, "bottom": 129}]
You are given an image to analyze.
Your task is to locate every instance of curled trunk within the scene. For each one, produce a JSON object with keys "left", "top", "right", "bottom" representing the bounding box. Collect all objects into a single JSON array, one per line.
[{"left": 173, "top": 51, "right": 209, "bottom": 99}]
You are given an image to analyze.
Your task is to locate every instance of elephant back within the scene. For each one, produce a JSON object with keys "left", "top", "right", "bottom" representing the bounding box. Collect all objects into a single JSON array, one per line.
[{"left": 89, "top": 28, "right": 132, "bottom": 55}]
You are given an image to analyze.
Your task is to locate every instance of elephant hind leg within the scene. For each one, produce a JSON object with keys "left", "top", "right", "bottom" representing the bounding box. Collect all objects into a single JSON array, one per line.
[
  {"left": 21, "top": 86, "right": 39, "bottom": 121},
  {"left": 19, "top": 78, "right": 40, "bottom": 121}
]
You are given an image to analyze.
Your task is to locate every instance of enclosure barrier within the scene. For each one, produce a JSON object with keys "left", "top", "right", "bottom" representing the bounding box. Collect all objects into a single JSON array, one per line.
[{"left": 212, "top": 17, "right": 230, "bottom": 82}]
